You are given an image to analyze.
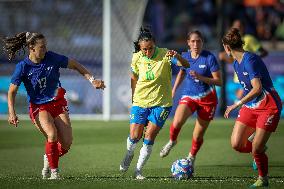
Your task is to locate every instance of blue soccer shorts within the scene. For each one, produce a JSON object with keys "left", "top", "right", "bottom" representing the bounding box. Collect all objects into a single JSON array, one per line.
[{"left": 129, "top": 106, "right": 172, "bottom": 128}]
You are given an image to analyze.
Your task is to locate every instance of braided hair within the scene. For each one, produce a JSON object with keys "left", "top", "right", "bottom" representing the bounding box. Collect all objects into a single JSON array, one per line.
[
  {"left": 2, "top": 32, "right": 45, "bottom": 61},
  {"left": 133, "top": 27, "right": 155, "bottom": 53}
]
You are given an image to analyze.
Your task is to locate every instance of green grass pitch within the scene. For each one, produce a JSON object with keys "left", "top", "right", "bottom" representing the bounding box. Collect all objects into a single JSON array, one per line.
[{"left": 0, "top": 119, "right": 283, "bottom": 189}]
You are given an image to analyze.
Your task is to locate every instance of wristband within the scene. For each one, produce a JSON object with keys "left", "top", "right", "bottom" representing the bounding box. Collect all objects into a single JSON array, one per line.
[{"left": 89, "top": 76, "right": 95, "bottom": 83}]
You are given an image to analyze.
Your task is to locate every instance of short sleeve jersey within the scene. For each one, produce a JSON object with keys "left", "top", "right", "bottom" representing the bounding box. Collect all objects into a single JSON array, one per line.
[
  {"left": 181, "top": 50, "right": 219, "bottom": 98},
  {"left": 233, "top": 34, "right": 262, "bottom": 83},
  {"left": 131, "top": 47, "right": 175, "bottom": 108},
  {"left": 233, "top": 52, "right": 274, "bottom": 106},
  {"left": 11, "top": 51, "right": 68, "bottom": 104}
]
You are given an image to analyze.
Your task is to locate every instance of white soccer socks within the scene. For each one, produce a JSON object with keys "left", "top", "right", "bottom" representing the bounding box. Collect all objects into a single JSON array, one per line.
[
  {"left": 120, "top": 137, "right": 138, "bottom": 172},
  {"left": 135, "top": 143, "right": 153, "bottom": 179}
]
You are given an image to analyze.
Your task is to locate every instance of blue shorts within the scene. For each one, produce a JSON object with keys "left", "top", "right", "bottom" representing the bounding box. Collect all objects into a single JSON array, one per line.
[{"left": 129, "top": 106, "right": 172, "bottom": 128}]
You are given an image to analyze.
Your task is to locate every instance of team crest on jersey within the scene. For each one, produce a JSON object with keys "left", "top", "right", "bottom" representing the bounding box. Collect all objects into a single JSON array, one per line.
[
  {"left": 199, "top": 65, "right": 206, "bottom": 68},
  {"left": 243, "top": 72, "right": 248, "bottom": 76}
]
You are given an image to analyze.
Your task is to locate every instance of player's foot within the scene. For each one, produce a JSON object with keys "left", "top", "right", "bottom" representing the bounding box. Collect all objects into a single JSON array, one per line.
[
  {"left": 49, "top": 169, "right": 60, "bottom": 180},
  {"left": 42, "top": 168, "right": 50, "bottom": 179},
  {"left": 134, "top": 170, "right": 145, "bottom": 180},
  {"left": 160, "top": 140, "right": 177, "bottom": 158},
  {"left": 42, "top": 154, "right": 50, "bottom": 179},
  {"left": 187, "top": 153, "right": 195, "bottom": 173},
  {"left": 120, "top": 151, "right": 134, "bottom": 172},
  {"left": 252, "top": 145, "right": 268, "bottom": 171},
  {"left": 250, "top": 177, "right": 268, "bottom": 188}
]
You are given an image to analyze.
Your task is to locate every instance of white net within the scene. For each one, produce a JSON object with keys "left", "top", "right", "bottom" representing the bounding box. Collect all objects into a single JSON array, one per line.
[{"left": 0, "top": 0, "right": 148, "bottom": 119}]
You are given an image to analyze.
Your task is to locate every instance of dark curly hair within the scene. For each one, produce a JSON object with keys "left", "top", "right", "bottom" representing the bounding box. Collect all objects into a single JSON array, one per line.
[
  {"left": 133, "top": 27, "right": 155, "bottom": 53},
  {"left": 2, "top": 32, "right": 45, "bottom": 61}
]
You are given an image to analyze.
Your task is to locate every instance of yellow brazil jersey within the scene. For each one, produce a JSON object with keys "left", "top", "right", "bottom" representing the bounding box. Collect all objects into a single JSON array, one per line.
[{"left": 131, "top": 47, "right": 173, "bottom": 108}]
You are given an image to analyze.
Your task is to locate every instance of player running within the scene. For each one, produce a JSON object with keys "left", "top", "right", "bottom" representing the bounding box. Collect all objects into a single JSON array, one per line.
[
  {"left": 4, "top": 32, "right": 105, "bottom": 179},
  {"left": 222, "top": 28, "right": 282, "bottom": 188},
  {"left": 159, "top": 30, "right": 222, "bottom": 171},
  {"left": 119, "top": 27, "right": 190, "bottom": 179}
]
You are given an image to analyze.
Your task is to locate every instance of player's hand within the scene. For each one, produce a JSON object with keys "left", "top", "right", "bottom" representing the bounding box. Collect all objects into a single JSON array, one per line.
[
  {"left": 93, "top": 79, "right": 106, "bottom": 90},
  {"left": 166, "top": 50, "right": 177, "bottom": 59},
  {"left": 8, "top": 113, "right": 19, "bottom": 127},
  {"left": 224, "top": 104, "right": 238, "bottom": 118},
  {"left": 189, "top": 70, "right": 201, "bottom": 80}
]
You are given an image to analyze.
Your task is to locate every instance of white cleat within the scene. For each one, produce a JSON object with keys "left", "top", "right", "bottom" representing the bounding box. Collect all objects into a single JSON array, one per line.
[
  {"left": 134, "top": 170, "right": 145, "bottom": 180},
  {"left": 120, "top": 151, "right": 134, "bottom": 172},
  {"left": 42, "top": 169, "right": 50, "bottom": 179},
  {"left": 49, "top": 169, "right": 60, "bottom": 180},
  {"left": 160, "top": 140, "right": 177, "bottom": 158},
  {"left": 42, "top": 154, "right": 50, "bottom": 179}
]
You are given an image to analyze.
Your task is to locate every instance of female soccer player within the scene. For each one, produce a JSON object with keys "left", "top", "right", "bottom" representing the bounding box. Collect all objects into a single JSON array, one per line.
[
  {"left": 119, "top": 28, "right": 190, "bottom": 179},
  {"left": 222, "top": 28, "right": 282, "bottom": 187},
  {"left": 159, "top": 31, "right": 222, "bottom": 171},
  {"left": 5, "top": 32, "right": 106, "bottom": 179}
]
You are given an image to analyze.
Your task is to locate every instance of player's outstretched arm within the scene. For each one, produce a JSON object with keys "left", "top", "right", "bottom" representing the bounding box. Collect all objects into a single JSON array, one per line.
[
  {"left": 7, "top": 84, "right": 19, "bottom": 127},
  {"left": 67, "top": 59, "right": 106, "bottom": 90},
  {"left": 166, "top": 50, "right": 190, "bottom": 68}
]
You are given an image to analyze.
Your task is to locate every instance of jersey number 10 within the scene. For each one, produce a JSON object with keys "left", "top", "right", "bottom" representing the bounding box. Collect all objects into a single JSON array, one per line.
[{"left": 146, "top": 71, "right": 155, "bottom": 80}]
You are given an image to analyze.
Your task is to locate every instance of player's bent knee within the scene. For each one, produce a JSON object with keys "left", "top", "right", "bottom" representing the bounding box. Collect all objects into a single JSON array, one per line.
[{"left": 231, "top": 141, "right": 242, "bottom": 152}]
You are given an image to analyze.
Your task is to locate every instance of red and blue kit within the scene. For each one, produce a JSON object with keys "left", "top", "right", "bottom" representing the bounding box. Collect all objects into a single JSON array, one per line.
[
  {"left": 234, "top": 52, "right": 282, "bottom": 132},
  {"left": 10, "top": 51, "right": 69, "bottom": 122},
  {"left": 179, "top": 50, "right": 219, "bottom": 121}
]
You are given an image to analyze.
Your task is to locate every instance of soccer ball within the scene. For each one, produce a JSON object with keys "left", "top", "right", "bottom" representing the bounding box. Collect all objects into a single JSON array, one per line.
[{"left": 171, "top": 158, "right": 193, "bottom": 180}]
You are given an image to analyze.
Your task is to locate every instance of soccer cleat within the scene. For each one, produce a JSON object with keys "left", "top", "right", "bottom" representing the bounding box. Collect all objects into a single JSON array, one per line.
[
  {"left": 160, "top": 140, "right": 177, "bottom": 158},
  {"left": 49, "top": 169, "right": 60, "bottom": 180},
  {"left": 42, "top": 154, "right": 50, "bottom": 179},
  {"left": 120, "top": 151, "right": 134, "bottom": 172},
  {"left": 42, "top": 169, "right": 50, "bottom": 179},
  {"left": 187, "top": 154, "right": 195, "bottom": 173},
  {"left": 134, "top": 170, "right": 145, "bottom": 180},
  {"left": 250, "top": 177, "right": 269, "bottom": 188}
]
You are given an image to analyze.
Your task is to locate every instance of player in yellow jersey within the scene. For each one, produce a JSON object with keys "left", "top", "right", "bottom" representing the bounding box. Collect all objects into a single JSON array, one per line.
[{"left": 119, "top": 28, "right": 190, "bottom": 179}]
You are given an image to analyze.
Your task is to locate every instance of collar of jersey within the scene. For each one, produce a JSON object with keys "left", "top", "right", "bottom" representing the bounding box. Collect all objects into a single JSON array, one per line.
[
  {"left": 24, "top": 53, "right": 48, "bottom": 66},
  {"left": 24, "top": 57, "right": 41, "bottom": 66},
  {"left": 188, "top": 50, "right": 202, "bottom": 64},
  {"left": 142, "top": 47, "right": 158, "bottom": 60}
]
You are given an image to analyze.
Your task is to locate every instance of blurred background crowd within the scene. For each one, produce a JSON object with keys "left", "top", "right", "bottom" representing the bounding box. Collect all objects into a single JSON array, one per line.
[{"left": 144, "top": 0, "right": 284, "bottom": 50}]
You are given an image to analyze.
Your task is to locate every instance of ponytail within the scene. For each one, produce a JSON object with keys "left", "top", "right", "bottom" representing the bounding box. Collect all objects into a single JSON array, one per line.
[{"left": 2, "top": 32, "right": 45, "bottom": 61}]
